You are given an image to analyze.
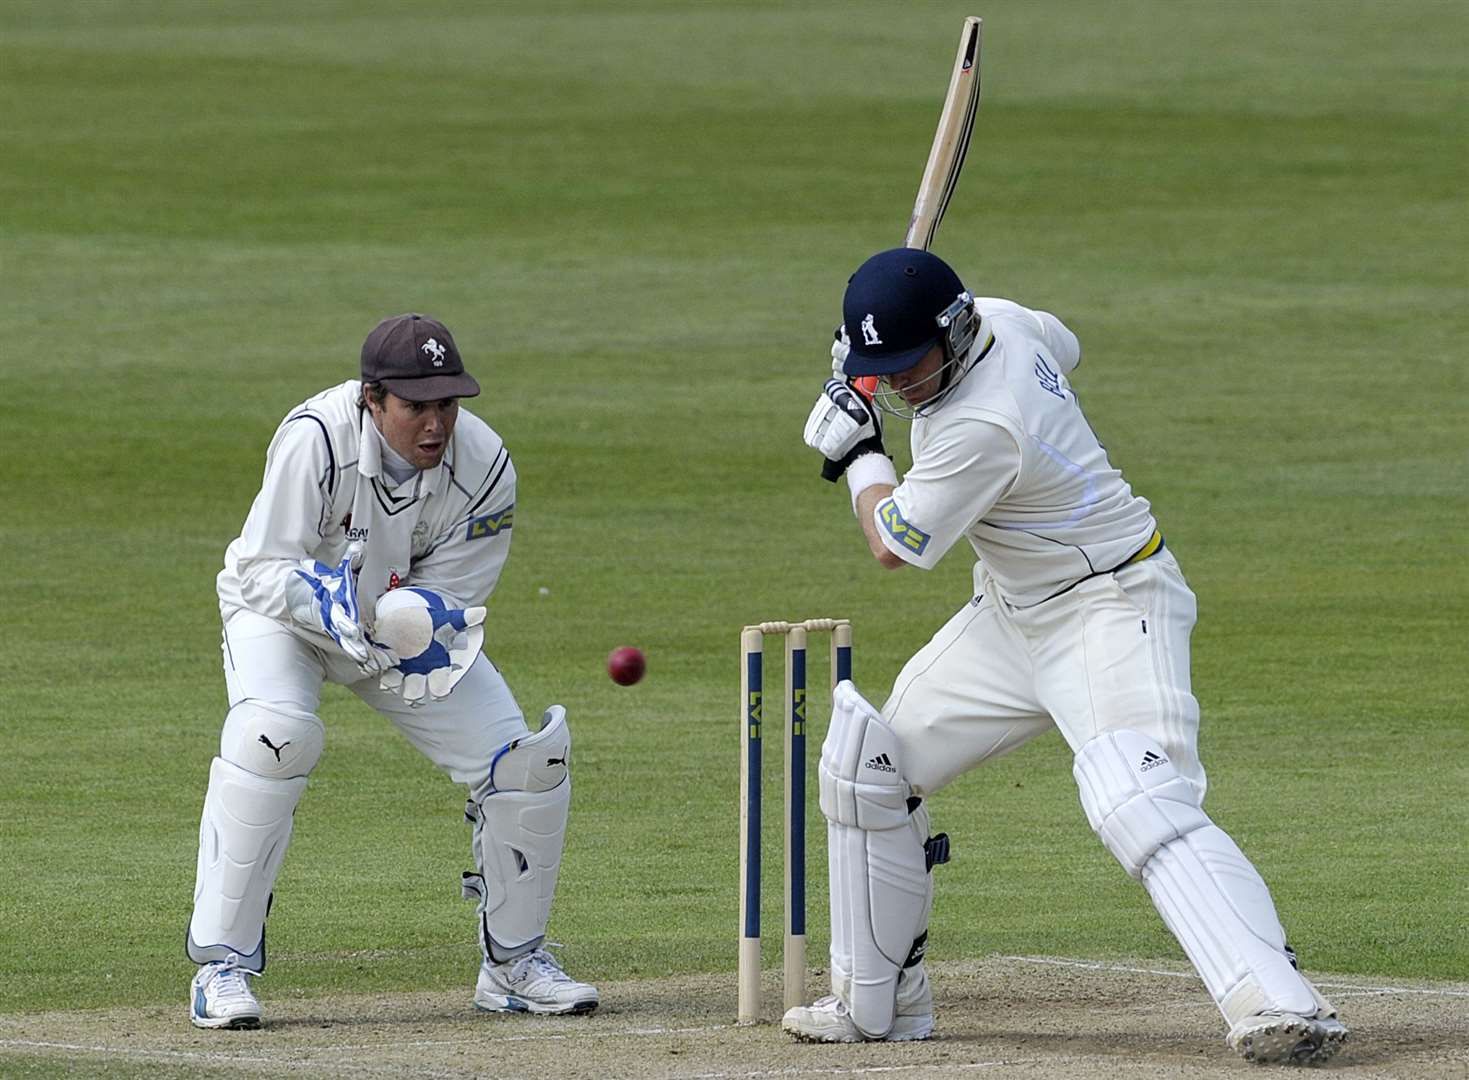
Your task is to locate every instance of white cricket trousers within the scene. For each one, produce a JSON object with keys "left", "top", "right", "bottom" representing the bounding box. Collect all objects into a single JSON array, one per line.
[
  {"left": 219, "top": 608, "right": 527, "bottom": 788},
  {"left": 883, "top": 548, "right": 1205, "bottom": 800}
]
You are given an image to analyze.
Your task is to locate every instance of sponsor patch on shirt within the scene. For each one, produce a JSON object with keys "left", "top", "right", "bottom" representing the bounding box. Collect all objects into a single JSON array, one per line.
[
  {"left": 1034, "top": 354, "right": 1066, "bottom": 400},
  {"left": 466, "top": 505, "right": 513, "bottom": 541},
  {"left": 878, "top": 498, "right": 929, "bottom": 555}
]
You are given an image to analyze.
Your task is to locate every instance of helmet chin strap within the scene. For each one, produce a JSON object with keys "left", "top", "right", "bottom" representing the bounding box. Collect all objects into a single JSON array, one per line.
[
  {"left": 909, "top": 339, "right": 966, "bottom": 417},
  {"left": 932, "top": 340, "right": 958, "bottom": 395}
]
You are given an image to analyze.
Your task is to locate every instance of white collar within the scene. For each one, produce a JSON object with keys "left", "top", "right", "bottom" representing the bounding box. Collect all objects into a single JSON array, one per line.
[{"left": 359, "top": 409, "right": 437, "bottom": 494}]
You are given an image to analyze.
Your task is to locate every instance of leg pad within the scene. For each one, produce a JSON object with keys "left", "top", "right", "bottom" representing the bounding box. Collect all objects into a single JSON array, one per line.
[
  {"left": 465, "top": 707, "right": 572, "bottom": 963},
  {"left": 186, "top": 757, "right": 306, "bottom": 970},
  {"left": 821, "top": 682, "right": 932, "bottom": 1039},
  {"left": 1073, "top": 730, "right": 1320, "bottom": 1023}
]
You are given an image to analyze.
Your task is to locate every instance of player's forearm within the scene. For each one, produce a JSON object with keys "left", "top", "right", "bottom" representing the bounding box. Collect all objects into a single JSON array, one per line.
[
  {"left": 854, "top": 484, "right": 906, "bottom": 569},
  {"left": 844, "top": 452, "right": 904, "bottom": 569}
]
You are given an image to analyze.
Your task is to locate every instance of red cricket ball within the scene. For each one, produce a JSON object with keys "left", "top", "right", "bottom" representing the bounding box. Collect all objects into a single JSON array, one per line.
[{"left": 607, "top": 646, "right": 646, "bottom": 686}]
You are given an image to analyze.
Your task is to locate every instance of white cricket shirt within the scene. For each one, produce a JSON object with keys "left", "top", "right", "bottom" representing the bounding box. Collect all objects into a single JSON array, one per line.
[
  {"left": 873, "top": 298, "right": 1158, "bottom": 606},
  {"left": 217, "top": 380, "right": 516, "bottom": 646}
]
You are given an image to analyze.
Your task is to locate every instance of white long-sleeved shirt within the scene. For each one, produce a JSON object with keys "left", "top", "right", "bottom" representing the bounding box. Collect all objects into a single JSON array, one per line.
[
  {"left": 872, "top": 298, "right": 1157, "bottom": 606},
  {"left": 217, "top": 380, "right": 516, "bottom": 650}
]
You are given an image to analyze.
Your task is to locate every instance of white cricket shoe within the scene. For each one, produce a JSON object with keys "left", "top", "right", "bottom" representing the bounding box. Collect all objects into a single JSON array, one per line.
[
  {"left": 189, "top": 956, "right": 262, "bottom": 1030},
  {"left": 474, "top": 947, "right": 599, "bottom": 1015},
  {"left": 783, "top": 965, "right": 934, "bottom": 1043},
  {"left": 1227, "top": 1012, "right": 1348, "bottom": 1066}
]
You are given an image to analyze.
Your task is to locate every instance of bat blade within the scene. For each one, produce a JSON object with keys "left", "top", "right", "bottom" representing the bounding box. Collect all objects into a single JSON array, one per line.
[
  {"left": 851, "top": 17, "right": 983, "bottom": 403},
  {"left": 903, "top": 16, "right": 983, "bottom": 251}
]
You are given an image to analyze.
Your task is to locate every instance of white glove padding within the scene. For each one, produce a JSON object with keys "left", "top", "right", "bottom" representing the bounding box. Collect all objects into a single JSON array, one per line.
[
  {"left": 374, "top": 587, "right": 487, "bottom": 706},
  {"left": 804, "top": 377, "right": 883, "bottom": 462},
  {"left": 286, "top": 553, "right": 397, "bottom": 677},
  {"left": 831, "top": 324, "right": 851, "bottom": 377}
]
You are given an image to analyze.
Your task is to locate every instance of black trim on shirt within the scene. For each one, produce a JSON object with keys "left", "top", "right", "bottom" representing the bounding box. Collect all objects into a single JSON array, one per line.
[
  {"left": 465, "top": 448, "right": 511, "bottom": 516},
  {"left": 284, "top": 412, "right": 337, "bottom": 496},
  {"left": 371, "top": 476, "right": 422, "bottom": 516}
]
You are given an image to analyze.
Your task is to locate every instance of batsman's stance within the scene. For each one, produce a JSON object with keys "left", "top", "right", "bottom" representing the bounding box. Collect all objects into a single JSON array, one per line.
[
  {"left": 794, "top": 250, "right": 1347, "bottom": 1065},
  {"left": 185, "top": 313, "right": 597, "bottom": 1028}
]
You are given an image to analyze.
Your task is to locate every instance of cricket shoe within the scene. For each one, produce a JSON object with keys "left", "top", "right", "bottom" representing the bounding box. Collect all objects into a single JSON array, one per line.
[
  {"left": 474, "top": 947, "right": 599, "bottom": 1015},
  {"left": 189, "top": 955, "right": 262, "bottom": 1030},
  {"left": 1227, "top": 1012, "right": 1348, "bottom": 1066},
  {"left": 783, "top": 965, "right": 934, "bottom": 1043}
]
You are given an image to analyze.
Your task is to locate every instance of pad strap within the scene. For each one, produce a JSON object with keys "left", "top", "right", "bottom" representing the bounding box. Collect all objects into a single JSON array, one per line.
[{"left": 924, "top": 833, "right": 951, "bottom": 872}]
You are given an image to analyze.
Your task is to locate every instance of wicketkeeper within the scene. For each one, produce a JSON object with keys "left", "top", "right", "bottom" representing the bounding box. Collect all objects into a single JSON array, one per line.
[
  {"left": 793, "top": 249, "right": 1347, "bottom": 1065},
  {"left": 185, "top": 313, "right": 597, "bottom": 1028}
]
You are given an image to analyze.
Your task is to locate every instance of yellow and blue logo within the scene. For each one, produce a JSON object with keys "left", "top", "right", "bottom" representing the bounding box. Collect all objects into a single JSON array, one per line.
[
  {"left": 879, "top": 498, "right": 929, "bottom": 554},
  {"left": 466, "top": 504, "right": 514, "bottom": 541}
]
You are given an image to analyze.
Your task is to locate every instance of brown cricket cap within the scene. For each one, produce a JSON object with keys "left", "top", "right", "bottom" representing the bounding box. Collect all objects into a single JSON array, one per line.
[{"left": 360, "top": 313, "right": 481, "bottom": 401}]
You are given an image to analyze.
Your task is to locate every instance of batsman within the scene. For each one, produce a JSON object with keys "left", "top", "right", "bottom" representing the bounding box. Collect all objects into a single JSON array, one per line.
[
  {"left": 184, "top": 313, "right": 597, "bottom": 1028},
  {"left": 793, "top": 249, "right": 1348, "bottom": 1065}
]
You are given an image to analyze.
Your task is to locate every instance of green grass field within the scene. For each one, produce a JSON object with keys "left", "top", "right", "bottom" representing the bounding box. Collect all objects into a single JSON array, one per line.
[{"left": 2, "top": 0, "right": 1465, "bottom": 1022}]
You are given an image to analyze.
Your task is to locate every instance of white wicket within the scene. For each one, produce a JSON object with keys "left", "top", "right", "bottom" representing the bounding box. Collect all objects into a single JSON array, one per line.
[{"left": 738, "top": 618, "right": 853, "bottom": 1024}]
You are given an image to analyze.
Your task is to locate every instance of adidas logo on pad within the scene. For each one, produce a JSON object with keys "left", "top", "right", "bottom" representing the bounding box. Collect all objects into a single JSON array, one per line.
[
  {"left": 1139, "top": 750, "right": 1168, "bottom": 772},
  {"left": 864, "top": 753, "right": 897, "bottom": 774}
]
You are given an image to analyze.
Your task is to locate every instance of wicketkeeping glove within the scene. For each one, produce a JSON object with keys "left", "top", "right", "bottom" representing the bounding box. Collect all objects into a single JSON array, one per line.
[
  {"left": 803, "top": 377, "right": 887, "bottom": 482},
  {"left": 286, "top": 553, "right": 397, "bottom": 678},
  {"left": 374, "top": 587, "right": 487, "bottom": 707}
]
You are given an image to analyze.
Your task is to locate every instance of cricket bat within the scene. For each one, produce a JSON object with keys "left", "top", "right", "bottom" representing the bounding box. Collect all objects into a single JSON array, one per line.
[
  {"left": 850, "top": 16, "right": 982, "bottom": 401},
  {"left": 905, "top": 16, "right": 983, "bottom": 251}
]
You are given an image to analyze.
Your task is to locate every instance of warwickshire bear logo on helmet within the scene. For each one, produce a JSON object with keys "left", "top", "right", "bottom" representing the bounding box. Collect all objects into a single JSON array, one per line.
[{"left": 841, "top": 248, "right": 985, "bottom": 417}]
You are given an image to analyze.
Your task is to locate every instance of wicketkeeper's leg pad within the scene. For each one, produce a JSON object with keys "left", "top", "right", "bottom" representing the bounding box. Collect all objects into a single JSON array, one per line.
[
  {"left": 187, "top": 756, "right": 307, "bottom": 971},
  {"left": 219, "top": 699, "right": 324, "bottom": 779},
  {"left": 1073, "top": 730, "right": 1320, "bottom": 1025},
  {"left": 821, "top": 681, "right": 933, "bottom": 1039},
  {"left": 463, "top": 705, "right": 572, "bottom": 964}
]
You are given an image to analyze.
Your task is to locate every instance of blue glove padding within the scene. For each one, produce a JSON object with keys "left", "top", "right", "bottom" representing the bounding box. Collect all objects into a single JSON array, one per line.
[
  {"left": 374, "top": 587, "right": 487, "bottom": 706},
  {"left": 287, "top": 554, "right": 395, "bottom": 676}
]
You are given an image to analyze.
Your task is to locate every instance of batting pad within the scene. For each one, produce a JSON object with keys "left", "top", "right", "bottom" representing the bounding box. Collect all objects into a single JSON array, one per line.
[
  {"left": 187, "top": 756, "right": 307, "bottom": 971},
  {"left": 821, "top": 682, "right": 930, "bottom": 1038},
  {"left": 464, "top": 706, "right": 572, "bottom": 963},
  {"left": 1145, "top": 827, "right": 1318, "bottom": 1024},
  {"left": 1072, "top": 729, "right": 1211, "bottom": 878},
  {"left": 1073, "top": 730, "right": 1316, "bottom": 1023}
]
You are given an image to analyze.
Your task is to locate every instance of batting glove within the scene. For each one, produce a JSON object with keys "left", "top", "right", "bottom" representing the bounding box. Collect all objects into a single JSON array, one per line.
[
  {"left": 286, "top": 554, "right": 397, "bottom": 678},
  {"left": 830, "top": 325, "right": 881, "bottom": 402},
  {"left": 831, "top": 324, "right": 851, "bottom": 377},
  {"left": 803, "top": 377, "right": 887, "bottom": 482}
]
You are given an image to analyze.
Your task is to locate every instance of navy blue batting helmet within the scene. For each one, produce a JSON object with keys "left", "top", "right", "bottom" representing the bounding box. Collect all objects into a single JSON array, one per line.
[{"left": 842, "top": 249, "right": 969, "bottom": 377}]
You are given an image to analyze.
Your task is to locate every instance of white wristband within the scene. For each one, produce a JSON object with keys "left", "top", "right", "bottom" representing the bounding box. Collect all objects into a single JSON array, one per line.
[{"left": 845, "top": 452, "right": 898, "bottom": 512}]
